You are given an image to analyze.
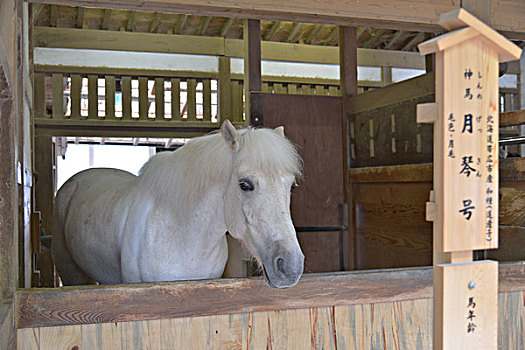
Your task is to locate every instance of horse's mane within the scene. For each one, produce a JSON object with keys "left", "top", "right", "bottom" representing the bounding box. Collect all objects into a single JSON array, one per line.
[{"left": 137, "top": 127, "right": 302, "bottom": 211}]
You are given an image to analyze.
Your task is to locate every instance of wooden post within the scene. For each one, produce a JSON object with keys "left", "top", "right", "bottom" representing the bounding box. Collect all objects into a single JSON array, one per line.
[
  {"left": 218, "top": 56, "right": 232, "bottom": 123},
  {"left": 243, "top": 19, "right": 261, "bottom": 126},
  {"left": 339, "top": 26, "right": 358, "bottom": 271},
  {"left": 417, "top": 9, "right": 522, "bottom": 349},
  {"left": 34, "top": 136, "right": 55, "bottom": 238}
]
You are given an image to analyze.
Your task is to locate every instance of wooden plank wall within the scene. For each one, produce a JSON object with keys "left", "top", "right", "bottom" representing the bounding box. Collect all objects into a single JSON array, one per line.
[
  {"left": 16, "top": 289, "right": 525, "bottom": 349},
  {"left": 351, "top": 158, "right": 525, "bottom": 269}
]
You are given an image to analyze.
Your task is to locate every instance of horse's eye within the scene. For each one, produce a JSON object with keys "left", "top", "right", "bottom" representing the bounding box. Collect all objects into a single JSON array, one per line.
[
  {"left": 291, "top": 183, "right": 298, "bottom": 192},
  {"left": 239, "top": 179, "right": 254, "bottom": 191}
]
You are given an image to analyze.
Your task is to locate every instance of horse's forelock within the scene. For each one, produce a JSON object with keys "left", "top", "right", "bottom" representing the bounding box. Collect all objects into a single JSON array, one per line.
[{"left": 237, "top": 128, "right": 303, "bottom": 178}]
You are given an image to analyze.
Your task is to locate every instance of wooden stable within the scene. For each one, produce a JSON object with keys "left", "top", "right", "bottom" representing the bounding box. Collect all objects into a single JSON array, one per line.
[{"left": 2, "top": 0, "right": 525, "bottom": 349}]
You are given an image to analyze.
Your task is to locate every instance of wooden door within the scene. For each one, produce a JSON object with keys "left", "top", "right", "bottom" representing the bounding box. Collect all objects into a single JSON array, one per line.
[{"left": 260, "top": 93, "right": 344, "bottom": 272}]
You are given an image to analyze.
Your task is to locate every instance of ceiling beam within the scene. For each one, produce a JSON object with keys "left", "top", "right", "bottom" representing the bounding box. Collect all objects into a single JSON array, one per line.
[
  {"left": 75, "top": 7, "right": 84, "bottom": 28},
  {"left": 26, "top": 0, "right": 525, "bottom": 38},
  {"left": 101, "top": 9, "right": 112, "bottom": 30},
  {"left": 402, "top": 32, "right": 425, "bottom": 51},
  {"left": 384, "top": 30, "right": 405, "bottom": 49},
  {"left": 219, "top": 18, "right": 234, "bottom": 37},
  {"left": 126, "top": 11, "right": 135, "bottom": 31},
  {"left": 34, "top": 26, "right": 427, "bottom": 69},
  {"left": 174, "top": 14, "right": 188, "bottom": 34},
  {"left": 149, "top": 12, "right": 162, "bottom": 33},
  {"left": 286, "top": 23, "right": 302, "bottom": 42},
  {"left": 196, "top": 16, "right": 211, "bottom": 35},
  {"left": 305, "top": 24, "right": 322, "bottom": 44},
  {"left": 263, "top": 21, "right": 281, "bottom": 41}
]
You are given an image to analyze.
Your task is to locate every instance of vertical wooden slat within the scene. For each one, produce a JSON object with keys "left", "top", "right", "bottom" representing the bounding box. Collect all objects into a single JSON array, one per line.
[
  {"left": 328, "top": 85, "right": 338, "bottom": 96},
  {"left": 40, "top": 325, "right": 82, "bottom": 350},
  {"left": 301, "top": 84, "right": 312, "bottom": 95},
  {"left": 262, "top": 82, "right": 270, "bottom": 93},
  {"left": 154, "top": 77, "right": 164, "bottom": 120},
  {"left": 87, "top": 74, "right": 98, "bottom": 119},
  {"left": 287, "top": 83, "right": 298, "bottom": 94},
  {"left": 105, "top": 75, "right": 115, "bottom": 119},
  {"left": 218, "top": 56, "right": 232, "bottom": 123},
  {"left": 138, "top": 77, "right": 149, "bottom": 120},
  {"left": 33, "top": 73, "right": 46, "bottom": 118},
  {"left": 171, "top": 78, "right": 180, "bottom": 120},
  {"left": 187, "top": 78, "right": 197, "bottom": 121},
  {"left": 121, "top": 76, "right": 132, "bottom": 120},
  {"left": 52, "top": 73, "right": 64, "bottom": 119},
  {"left": 17, "top": 328, "right": 39, "bottom": 350},
  {"left": 202, "top": 79, "right": 212, "bottom": 122},
  {"left": 274, "top": 83, "right": 286, "bottom": 94},
  {"left": 315, "top": 84, "right": 326, "bottom": 95},
  {"left": 69, "top": 74, "right": 82, "bottom": 119}
]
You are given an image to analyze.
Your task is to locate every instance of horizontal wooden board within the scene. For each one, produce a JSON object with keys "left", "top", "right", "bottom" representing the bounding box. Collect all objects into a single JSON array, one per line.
[
  {"left": 34, "top": 119, "right": 245, "bottom": 138},
  {"left": 34, "top": 27, "right": 426, "bottom": 69},
  {"left": 15, "top": 286, "right": 525, "bottom": 349},
  {"left": 350, "top": 157, "right": 525, "bottom": 183},
  {"left": 16, "top": 263, "right": 525, "bottom": 329},
  {"left": 27, "top": 0, "right": 461, "bottom": 32}
]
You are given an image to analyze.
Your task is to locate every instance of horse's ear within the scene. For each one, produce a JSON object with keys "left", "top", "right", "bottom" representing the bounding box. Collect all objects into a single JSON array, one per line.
[
  {"left": 221, "top": 120, "right": 240, "bottom": 152},
  {"left": 274, "top": 126, "right": 285, "bottom": 138}
]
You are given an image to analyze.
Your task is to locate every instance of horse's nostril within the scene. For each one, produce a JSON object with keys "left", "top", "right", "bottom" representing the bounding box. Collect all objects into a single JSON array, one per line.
[{"left": 275, "top": 257, "right": 285, "bottom": 276}]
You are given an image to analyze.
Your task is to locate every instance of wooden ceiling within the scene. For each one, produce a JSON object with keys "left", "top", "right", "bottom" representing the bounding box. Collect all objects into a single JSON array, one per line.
[{"left": 33, "top": 4, "right": 433, "bottom": 52}]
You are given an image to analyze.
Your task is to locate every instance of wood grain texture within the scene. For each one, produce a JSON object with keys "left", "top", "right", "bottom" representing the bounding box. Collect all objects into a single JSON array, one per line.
[
  {"left": 39, "top": 324, "right": 81, "bottom": 350},
  {"left": 16, "top": 267, "right": 433, "bottom": 329},
  {"left": 16, "top": 263, "right": 525, "bottom": 330},
  {"left": 16, "top": 287, "right": 525, "bottom": 350},
  {"left": 25, "top": 0, "right": 463, "bottom": 32}
]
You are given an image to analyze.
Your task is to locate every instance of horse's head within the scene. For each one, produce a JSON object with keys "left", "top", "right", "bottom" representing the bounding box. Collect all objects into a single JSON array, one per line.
[{"left": 221, "top": 120, "right": 304, "bottom": 288}]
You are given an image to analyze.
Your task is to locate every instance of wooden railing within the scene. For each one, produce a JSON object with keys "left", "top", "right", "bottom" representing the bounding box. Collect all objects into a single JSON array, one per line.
[{"left": 34, "top": 72, "right": 223, "bottom": 124}]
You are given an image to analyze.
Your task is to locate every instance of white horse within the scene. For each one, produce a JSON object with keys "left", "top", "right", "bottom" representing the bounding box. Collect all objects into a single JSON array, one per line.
[{"left": 52, "top": 120, "right": 304, "bottom": 288}]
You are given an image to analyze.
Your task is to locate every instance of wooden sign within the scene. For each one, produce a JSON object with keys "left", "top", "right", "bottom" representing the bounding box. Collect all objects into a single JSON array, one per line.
[
  {"left": 418, "top": 9, "right": 521, "bottom": 350},
  {"left": 435, "top": 260, "right": 498, "bottom": 349},
  {"left": 418, "top": 9, "right": 522, "bottom": 252}
]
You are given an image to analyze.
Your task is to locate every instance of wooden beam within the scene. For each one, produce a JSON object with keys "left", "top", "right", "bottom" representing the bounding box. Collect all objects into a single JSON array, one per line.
[
  {"left": 75, "top": 7, "right": 84, "bottom": 28},
  {"left": 149, "top": 12, "right": 162, "bottom": 33},
  {"left": 218, "top": 56, "right": 232, "bottom": 122},
  {"left": 15, "top": 263, "right": 525, "bottom": 329},
  {"left": 305, "top": 24, "right": 322, "bottom": 44},
  {"left": 25, "top": 0, "right": 464, "bottom": 32},
  {"left": 219, "top": 17, "right": 234, "bottom": 37},
  {"left": 286, "top": 23, "right": 302, "bottom": 42},
  {"left": 48, "top": 4, "right": 57, "bottom": 27},
  {"left": 244, "top": 19, "right": 261, "bottom": 125},
  {"left": 384, "top": 30, "right": 404, "bottom": 49},
  {"left": 101, "top": 9, "right": 112, "bottom": 30},
  {"left": 174, "top": 14, "right": 188, "bottom": 34},
  {"left": 33, "top": 119, "right": 243, "bottom": 137},
  {"left": 402, "top": 32, "right": 426, "bottom": 51},
  {"left": 34, "top": 27, "right": 426, "bottom": 69},
  {"left": 126, "top": 11, "right": 135, "bottom": 31},
  {"left": 263, "top": 21, "right": 281, "bottom": 41},
  {"left": 196, "top": 16, "right": 211, "bottom": 36},
  {"left": 500, "top": 109, "right": 525, "bottom": 127},
  {"left": 339, "top": 26, "right": 358, "bottom": 271},
  {"left": 362, "top": 29, "right": 386, "bottom": 49}
]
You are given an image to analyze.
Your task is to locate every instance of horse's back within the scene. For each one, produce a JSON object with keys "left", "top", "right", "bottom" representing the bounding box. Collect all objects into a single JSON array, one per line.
[{"left": 54, "top": 168, "right": 138, "bottom": 284}]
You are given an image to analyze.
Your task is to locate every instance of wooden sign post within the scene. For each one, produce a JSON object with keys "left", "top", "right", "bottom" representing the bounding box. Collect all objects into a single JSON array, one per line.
[{"left": 417, "top": 9, "right": 522, "bottom": 349}]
